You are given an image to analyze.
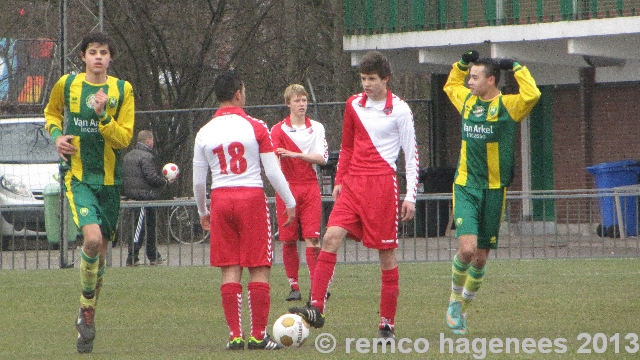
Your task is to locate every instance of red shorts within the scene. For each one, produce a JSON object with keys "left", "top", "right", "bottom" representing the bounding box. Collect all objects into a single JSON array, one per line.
[
  {"left": 209, "top": 187, "right": 273, "bottom": 268},
  {"left": 327, "top": 174, "right": 399, "bottom": 249},
  {"left": 275, "top": 182, "right": 322, "bottom": 242}
]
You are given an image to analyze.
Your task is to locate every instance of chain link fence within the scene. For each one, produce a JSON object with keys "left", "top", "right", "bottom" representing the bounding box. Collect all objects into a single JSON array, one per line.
[
  {"left": 1, "top": 101, "right": 638, "bottom": 269},
  {"left": 2, "top": 188, "right": 639, "bottom": 270}
]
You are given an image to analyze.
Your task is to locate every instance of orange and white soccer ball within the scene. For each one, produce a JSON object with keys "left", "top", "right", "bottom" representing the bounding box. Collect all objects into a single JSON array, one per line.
[
  {"left": 272, "top": 313, "right": 310, "bottom": 348},
  {"left": 162, "top": 163, "right": 180, "bottom": 181}
]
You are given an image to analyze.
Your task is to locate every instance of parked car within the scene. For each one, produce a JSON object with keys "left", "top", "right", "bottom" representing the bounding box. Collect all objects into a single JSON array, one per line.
[{"left": 0, "top": 117, "right": 60, "bottom": 250}]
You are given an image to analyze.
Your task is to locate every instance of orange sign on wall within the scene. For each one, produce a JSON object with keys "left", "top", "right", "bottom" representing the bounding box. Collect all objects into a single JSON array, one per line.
[{"left": 17, "top": 75, "right": 44, "bottom": 103}]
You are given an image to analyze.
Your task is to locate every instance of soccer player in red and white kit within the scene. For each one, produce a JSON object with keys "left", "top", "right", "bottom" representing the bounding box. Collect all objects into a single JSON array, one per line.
[
  {"left": 290, "top": 51, "right": 419, "bottom": 339},
  {"left": 271, "top": 84, "right": 328, "bottom": 302},
  {"left": 193, "top": 71, "right": 296, "bottom": 351}
]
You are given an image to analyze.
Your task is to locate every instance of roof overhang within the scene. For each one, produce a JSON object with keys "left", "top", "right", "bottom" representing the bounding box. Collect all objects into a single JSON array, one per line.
[{"left": 344, "top": 16, "right": 640, "bottom": 85}]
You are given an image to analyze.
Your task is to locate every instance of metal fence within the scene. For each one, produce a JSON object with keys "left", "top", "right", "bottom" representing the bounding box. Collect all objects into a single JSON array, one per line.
[
  {"left": 2, "top": 188, "right": 639, "bottom": 270},
  {"left": 344, "top": 0, "right": 640, "bottom": 35}
]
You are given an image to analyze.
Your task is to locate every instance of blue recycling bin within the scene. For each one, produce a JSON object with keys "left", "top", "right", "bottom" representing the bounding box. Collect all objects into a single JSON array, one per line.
[{"left": 587, "top": 160, "right": 640, "bottom": 237}]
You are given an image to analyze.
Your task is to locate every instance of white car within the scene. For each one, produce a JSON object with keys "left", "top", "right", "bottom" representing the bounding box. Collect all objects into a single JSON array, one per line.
[{"left": 0, "top": 117, "right": 60, "bottom": 250}]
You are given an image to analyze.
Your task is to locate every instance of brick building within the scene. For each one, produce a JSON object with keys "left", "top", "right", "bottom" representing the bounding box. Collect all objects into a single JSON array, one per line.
[{"left": 342, "top": 1, "right": 640, "bottom": 228}]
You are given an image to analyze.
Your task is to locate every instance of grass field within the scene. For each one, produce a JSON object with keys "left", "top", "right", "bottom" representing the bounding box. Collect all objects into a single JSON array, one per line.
[{"left": 0, "top": 258, "right": 638, "bottom": 359}]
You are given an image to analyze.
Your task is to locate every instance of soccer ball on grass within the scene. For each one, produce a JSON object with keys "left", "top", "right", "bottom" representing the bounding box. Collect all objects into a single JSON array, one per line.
[
  {"left": 272, "top": 313, "right": 310, "bottom": 348},
  {"left": 162, "top": 163, "right": 180, "bottom": 181}
]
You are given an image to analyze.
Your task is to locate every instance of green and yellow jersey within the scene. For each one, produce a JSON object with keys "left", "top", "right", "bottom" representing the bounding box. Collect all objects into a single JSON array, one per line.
[
  {"left": 44, "top": 73, "right": 134, "bottom": 185},
  {"left": 444, "top": 62, "right": 541, "bottom": 189}
]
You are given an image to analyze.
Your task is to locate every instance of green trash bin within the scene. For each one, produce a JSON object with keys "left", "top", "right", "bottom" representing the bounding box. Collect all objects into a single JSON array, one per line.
[{"left": 43, "top": 183, "right": 77, "bottom": 246}]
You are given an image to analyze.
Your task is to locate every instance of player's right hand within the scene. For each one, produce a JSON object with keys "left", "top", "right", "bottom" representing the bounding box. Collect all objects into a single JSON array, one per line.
[
  {"left": 55, "top": 135, "right": 77, "bottom": 161},
  {"left": 199, "top": 214, "right": 210, "bottom": 231},
  {"left": 282, "top": 207, "right": 296, "bottom": 227},
  {"left": 461, "top": 50, "right": 479, "bottom": 64}
]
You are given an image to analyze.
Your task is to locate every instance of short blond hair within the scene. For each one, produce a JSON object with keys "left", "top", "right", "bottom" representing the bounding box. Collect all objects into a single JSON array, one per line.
[{"left": 283, "top": 84, "right": 308, "bottom": 104}]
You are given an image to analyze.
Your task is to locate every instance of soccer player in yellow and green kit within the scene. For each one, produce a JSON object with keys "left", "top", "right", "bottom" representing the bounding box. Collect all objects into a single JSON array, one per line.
[
  {"left": 44, "top": 31, "right": 134, "bottom": 353},
  {"left": 443, "top": 51, "right": 540, "bottom": 335}
]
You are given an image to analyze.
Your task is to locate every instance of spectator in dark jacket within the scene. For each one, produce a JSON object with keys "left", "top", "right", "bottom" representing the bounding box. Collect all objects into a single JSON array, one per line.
[{"left": 122, "top": 130, "right": 173, "bottom": 266}]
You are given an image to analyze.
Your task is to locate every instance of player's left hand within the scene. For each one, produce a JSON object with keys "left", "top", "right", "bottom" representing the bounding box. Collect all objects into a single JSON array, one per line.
[
  {"left": 282, "top": 207, "right": 296, "bottom": 227},
  {"left": 276, "top": 148, "right": 298, "bottom": 158},
  {"left": 93, "top": 88, "right": 108, "bottom": 116},
  {"left": 497, "top": 58, "right": 516, "bottom": 70},
  {"left": 400, "top": 200, "right": 415, "bottom": 222}
]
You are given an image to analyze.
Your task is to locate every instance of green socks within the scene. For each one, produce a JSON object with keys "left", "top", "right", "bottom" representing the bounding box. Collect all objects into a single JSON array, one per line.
[{"left": 79, "top": 250, "right": 99, "bottom": 308}]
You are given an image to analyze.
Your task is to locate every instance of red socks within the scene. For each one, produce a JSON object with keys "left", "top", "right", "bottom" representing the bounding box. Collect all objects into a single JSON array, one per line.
[
  {"left": 311, "top": 251, "right": 337, "bottom": 312},
  {"left": 221, "top": 282, "right": 272, "bottom": 341},
  {"left": 220, "top": 282, "right": 243, "bottom": 340},
  {"left": 283, "top": 243, "right": 321, "bottom": 291},
  {"left": 248, "top": 282, "right": 270, "bottom": 340},
  {"left": 380, "top": 267, "right": 399, "bottom": 328},
  {"left": 307, "top": 252, "right": 399, "bottom": 330},
  {"left": 282, "top": 243, "right": 300, "bottom": 290},
  {"left": 306, "top": 246, "right": 320, "bottom": 286}
]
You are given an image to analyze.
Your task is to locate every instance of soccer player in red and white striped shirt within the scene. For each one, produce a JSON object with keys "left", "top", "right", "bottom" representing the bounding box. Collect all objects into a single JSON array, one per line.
[
  {"left": 289, "top": 51, "right": 419, "bottom": 339},
  {"left": 193, "top": 71, "right": 296, "bottom": 350},
  {"left": 271, "top": 84, "right": 328, "bottom": 302}
]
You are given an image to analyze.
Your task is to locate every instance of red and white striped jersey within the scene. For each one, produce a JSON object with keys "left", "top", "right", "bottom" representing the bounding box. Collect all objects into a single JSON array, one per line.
[
  {"left": 336, "top": 89, "right": 419, "bottom": 202},
  {"left": 193, "top": 106, "right": 273, "bottom": 189},
  {"left": 271, "top": 116, "right": 328, "bottom": 184}
]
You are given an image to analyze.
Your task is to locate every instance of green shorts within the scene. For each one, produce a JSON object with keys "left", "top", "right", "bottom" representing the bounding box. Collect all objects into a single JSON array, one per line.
[
  {"left": 64, "top": 175, "right": 121, "bottom": 241},
  {"left": 452, "top": 184, "right": 506, "bottom": 249}
]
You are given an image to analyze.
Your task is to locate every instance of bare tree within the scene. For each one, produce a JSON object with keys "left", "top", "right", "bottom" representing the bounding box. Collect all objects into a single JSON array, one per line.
[
  {"left": 101, "top": 0, "right": 355, "bottom": 196},
  {"left": 99, "top": 1, "right": 285, "bottom": 194},
  {"left": 1, "top": 1, "right": 436, "bottom": 196}
]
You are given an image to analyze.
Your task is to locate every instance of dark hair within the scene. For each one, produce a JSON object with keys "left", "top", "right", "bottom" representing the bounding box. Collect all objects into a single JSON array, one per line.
[
  {"left": 358, "top": 51, "right": 391, "bottom": 79},
  {"left": 213, "top": 71, "right": 243, "bottom": 103},
  {"left": 473, "top": 58, "right": 501, "bottom": 85},
  {"left": 80, "top": 31, "right": 117, "bottom": 58}
]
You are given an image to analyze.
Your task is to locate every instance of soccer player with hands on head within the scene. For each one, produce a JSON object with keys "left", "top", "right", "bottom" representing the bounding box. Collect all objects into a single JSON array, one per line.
[
  {"left": 192, "top": 70, "right": 295, "bottom": 351},
  {"left": 443, "top": 50, "right": 541, "bottom": 335},
  {"left": 271, "top": 84, "right": 328, "bottom": 302},
  {"left": 289, "top": 51, "right": 419, "bottom": 340}
]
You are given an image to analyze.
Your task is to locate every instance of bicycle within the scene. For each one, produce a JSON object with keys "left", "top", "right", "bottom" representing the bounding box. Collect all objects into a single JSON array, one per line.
[{"left": 168, "top": 205, "right": 209, "bottom": 244}]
